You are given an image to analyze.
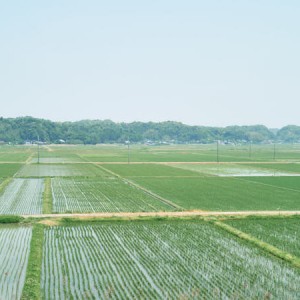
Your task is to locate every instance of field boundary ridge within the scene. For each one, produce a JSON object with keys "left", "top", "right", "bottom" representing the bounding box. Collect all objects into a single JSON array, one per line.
[
  {"left": 43, "top": 178, "right": 53, "bottom": 214},
  {"left": 21, "top": 210, "right": 300, "bottom": 219},
  {"left": 21, "top": 225, "right": 44, "bottom": 300}
]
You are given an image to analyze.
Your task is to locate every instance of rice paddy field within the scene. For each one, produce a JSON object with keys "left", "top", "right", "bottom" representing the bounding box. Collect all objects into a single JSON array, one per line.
[
  {"left": 75, "top": 143, "right": 300, "bottom": 163},
  {"left": 239, "top": 176, "right": 300, "bottom": 191},
  {"left": 0, "top": 179, "right": 44, "bottom": 214},
  {"left": 0, "top": 152, "right": 32, "bottom": 162},
  {"left": 226, "top": 218, "right": 300, "bottom": 258},
  {"left": 243, "top": 163, "right": 300, "bottom": 174},
  {"left": 0, "top": 226, "right": 32, "bottom": 300},
  {"left": 0, "top": 146, "right": 35, "bottom": 162},
  {"left": 51, "top": 178, "right": 172, "bottom": 213},
  {"left": 0, "top": 164, "right": 23, "bottom": 177},
  {"left": 0, "top": 144, "right": 299, "bottom": 299},
  {"left": 129, "top": 176, "right": 300, "bottom": 211},
  {"left": 170, "top": 163, "right": 300, "bottom": 177},
  {"left": 16, "top": 164, "right": 110, "bottom": 178},
  {"left": 41, "top": 222, "right": 300, "bottom": 300},
  {"left": 102, "top": 163, "right": 203, "bottom": 177},
  {"left": 29, "top": 150, "right": 86, "bottom": 163}
]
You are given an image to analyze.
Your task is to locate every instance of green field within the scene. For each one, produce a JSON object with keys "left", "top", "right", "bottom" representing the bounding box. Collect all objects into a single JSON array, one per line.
[
  {"left": 16, "top": 163, "right": 111, "bottom": 178},
  {"left": 30, "top": 148, "right": 86, "bottom": 163},
  {"left": 51, "top": 178, "right": 172, "bottom": 213},
  {"left": 81, "top": 150, "right": 255, "bottom": 163},
  {"left": 77, "top": 144, "right": 300, "bottom": 163},
  {"left": 0, "top": 164, "right": 23, "bottom": 177},
  {"left": 102, "top": 163, "right": 203, "bottom": 177},
  {"left": 1, "top": 144, "right": 300, "bottom": 163},
  {"left": 241, "top": 176, "right": 300, "bottom": 191},
  {"left": 41, "top": 221, "right": 300, "bottom": 299},
  {"left": 131, "top": 176, "right": 300, "bottom": 211},
  {"left": 0, "top": 152, "right": 32, "bottom": 162},
  {"left": 170, "top": 163, "right": 297, "bottom": 176},
  {"left": 0, "top": 144, "right": 299, "bottom": 299},
  {"left": 226, "top": 218, "right": 300, "bottom": 258},
  {"left": 1, "top": 147, "right": 300, "bottom": 214},
  {"left": 243, "top": 163, "right": 300, "bottom": 174}
]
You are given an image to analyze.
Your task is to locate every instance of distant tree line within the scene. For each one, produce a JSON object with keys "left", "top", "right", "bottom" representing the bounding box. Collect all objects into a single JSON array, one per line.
[{"left": 0, "top": 116, "right": 299, "bottom": 144}]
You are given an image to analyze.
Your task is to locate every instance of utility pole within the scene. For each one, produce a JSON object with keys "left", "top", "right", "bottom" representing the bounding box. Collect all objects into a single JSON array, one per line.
[
  {"left": 217, "top": 140, "right": 219, "bottom": 163},
  {"left": 126, "top": 137, "right": 130, "bottom": 164},
  {"left": 273, "top": 142, "right": 276, "bottom": 161},
  {"left": 249, "top": 141, "right": 252, "bottom": 159},
  {"left": 37, "top": 134, "right": 40, "bottom": 164}
]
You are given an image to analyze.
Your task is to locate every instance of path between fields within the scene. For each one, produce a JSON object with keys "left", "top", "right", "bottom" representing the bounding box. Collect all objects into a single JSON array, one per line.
[
  {"left": 22, "top": 210, "right": 300, "bottom": 219},
  {"left": 0, "top": 161, "right": 297, "bottom": 164}
]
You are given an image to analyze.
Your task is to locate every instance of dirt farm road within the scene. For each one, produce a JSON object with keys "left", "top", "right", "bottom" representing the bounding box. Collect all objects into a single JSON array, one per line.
[{"left": 22, "top": 210, "right": 300, "bottom": 219}]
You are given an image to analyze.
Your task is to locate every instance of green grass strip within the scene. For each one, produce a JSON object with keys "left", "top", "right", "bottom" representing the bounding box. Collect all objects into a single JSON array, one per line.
[
  {"left": 214, "top": 221, "right": 300, "bottom": 269},
  {"left": 0, "top": 215, "right": 24, "bottom": 223},
  {"left": 43, "top": 178, "right": 53, "bottom": 214},
  {"left": 219, "top": 213, "right": 300, "bottom": 222},
  {"left": 21, "top": 225, "right": 44, "bottom": 300}
]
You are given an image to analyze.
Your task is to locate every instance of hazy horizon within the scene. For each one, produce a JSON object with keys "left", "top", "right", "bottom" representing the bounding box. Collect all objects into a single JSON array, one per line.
[{"left": 1, "top": 1, "right": 299, "bottom": 128}]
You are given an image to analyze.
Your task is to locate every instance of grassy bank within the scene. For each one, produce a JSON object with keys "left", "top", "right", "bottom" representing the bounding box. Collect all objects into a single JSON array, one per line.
[
  {"left": 43, "top": 178, "right": 53, "bottom": 214},
  {"left": 21, "top": 225, "right": 44, "bottom": 300}
]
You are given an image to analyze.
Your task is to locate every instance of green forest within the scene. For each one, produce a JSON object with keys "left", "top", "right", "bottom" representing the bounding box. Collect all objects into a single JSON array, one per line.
[{"left": 0, "top": 116, "right": 298, "bottom": 144}]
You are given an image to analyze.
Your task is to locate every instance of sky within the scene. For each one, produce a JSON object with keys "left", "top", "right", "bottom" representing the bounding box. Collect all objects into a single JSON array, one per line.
[{"left": 1, "top": 0, "right": 299, "bottom": 128}]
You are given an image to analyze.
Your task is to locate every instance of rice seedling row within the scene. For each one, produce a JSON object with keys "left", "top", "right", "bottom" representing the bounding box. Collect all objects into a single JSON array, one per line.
[
  {"left": 0, "top": 227, "right": 32, "bottom": 300},
  {"left": 51, "top": 178, "right": 172, "bottom": 213},
  {"left": 16, "top": 164, "right": 110, "bottom": 178},
  {"left": 30, "top": 158, "right": 82, "bottom": 163},
  {"left": 41, "top": 222, "right": 300, "bottom": 299},
  {"left": 0, "top": 179, "right": 44, "bottom": 214}
]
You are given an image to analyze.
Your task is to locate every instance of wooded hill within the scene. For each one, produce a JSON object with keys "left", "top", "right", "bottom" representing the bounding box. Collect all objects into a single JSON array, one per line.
[{"left": 0, "top": 117, "right": 298, "bottom": 144}]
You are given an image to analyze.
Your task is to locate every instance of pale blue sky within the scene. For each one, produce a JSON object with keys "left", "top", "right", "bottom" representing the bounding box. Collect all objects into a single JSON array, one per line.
[{"left": 1, "top": 1, "right": 299, "bottom": 128}]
